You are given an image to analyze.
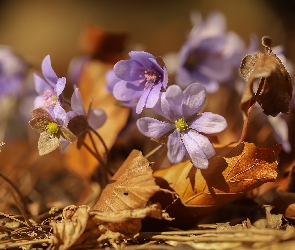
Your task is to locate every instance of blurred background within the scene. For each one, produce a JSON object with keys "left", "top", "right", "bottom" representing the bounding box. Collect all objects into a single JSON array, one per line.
[{"left": 0, "top": 0, "right": 295, "bottom": 76}]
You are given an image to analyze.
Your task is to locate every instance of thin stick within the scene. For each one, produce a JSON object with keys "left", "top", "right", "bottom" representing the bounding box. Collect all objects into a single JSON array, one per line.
[{"left": 0, "top": 174, "right": 33, "bottom": 227}]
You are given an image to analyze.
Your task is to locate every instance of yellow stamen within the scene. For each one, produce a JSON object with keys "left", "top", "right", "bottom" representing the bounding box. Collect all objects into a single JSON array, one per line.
[
  {"left": 47, "top": 122, "right": 59, "bottom": 134},
  {"left": 175, "top": 118, "right": 188, "bottom": 131}
]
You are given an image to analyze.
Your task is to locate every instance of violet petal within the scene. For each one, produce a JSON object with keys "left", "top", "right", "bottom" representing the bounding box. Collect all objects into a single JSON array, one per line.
[
  {"left": 167, "top": 130, "right": 186, "bottom": 163},
  {"left": 114, "top": 60, "right": 142, "bottom": 81},
  {"left": 136, "top": 117, "right": 174, "bottom": 138},
  {"left": 182, "top": 83, "right": 206, "bottom": 119},
  {"left": 41, "top": 55, "right": 58, "bottom": 87},
  {"left": 189, "top": 112, "right": 227, "bottom": 134},
  {"left": 182, "top": 132, "right": 208, "bottom": 169}
]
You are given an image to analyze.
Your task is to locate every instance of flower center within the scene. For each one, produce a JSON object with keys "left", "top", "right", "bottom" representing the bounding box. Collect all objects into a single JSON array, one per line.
[
  {"left": 140, "top": 68, "right": 161, "bottom": 89},
  {"left": 175, "top": 118, "right": 188, "bottom": 131},
  {"left": 43, "top": 89, "right": 57, "bottom": 108},
  {"left": 47, "top": 122, "right": 59, "bottom": 134}
]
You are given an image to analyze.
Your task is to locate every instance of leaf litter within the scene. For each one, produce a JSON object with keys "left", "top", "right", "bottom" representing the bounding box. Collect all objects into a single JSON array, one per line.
[{"left": 2, "top": 22, "right": 295, "bottom": 250}]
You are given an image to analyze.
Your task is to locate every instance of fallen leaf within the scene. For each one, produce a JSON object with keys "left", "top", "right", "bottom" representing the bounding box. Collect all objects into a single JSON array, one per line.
[
  {"left": 50, "top": 205, "right": 89, "bottom": 250},
  {"left": 240, "top": 36, "right": 293, "bottom": 117},
  {"left": 64, "top": 61, "right": 130, "bottom": 179},
  {"left": 152, "top": 142, "right": 281, "bottom": 227},
  {"left": 93, "top": 149, "right": 160, "bottom": 212},
  {"left": 78, "top": 24, "right": 127, "bottom": 63}
]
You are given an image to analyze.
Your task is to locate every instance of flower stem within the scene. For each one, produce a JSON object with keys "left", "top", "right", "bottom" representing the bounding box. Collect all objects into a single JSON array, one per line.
[
  {"left": 144, "top": 144, "right": 163, "bottom": 159},
  {"left": 78, "top": 138, "right": 109, "bottom": 183},
  {"left": 88, "top": 126, "right": 110, "bottom": 166},
  {"left": 151, "top": 146, "right": 168, "bottom": 171}
]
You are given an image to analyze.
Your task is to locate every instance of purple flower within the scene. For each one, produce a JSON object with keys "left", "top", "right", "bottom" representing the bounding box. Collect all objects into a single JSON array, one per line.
[
  {"left": 70, "top": 88, "right": 106, "bottom": 131},
  {"left": 137, "top": 83, "right": 227, "bottom": 169},
  {"left": 112, "top": 51, "right": 168, "bottom": 114},
  {"left": 29, "top": 104, "right": 77, "bottom": 155},
  {"left": 33, "top": 55, "right": 66, "bottom": 109},
  {"left": 176, "top": 11, "right": 245, "bottom": 93},
  {"left": 0, "top": 46, "right": 27, "bottom": 96}
]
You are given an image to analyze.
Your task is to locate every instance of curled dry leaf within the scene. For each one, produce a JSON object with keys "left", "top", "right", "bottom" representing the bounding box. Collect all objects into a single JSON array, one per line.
[
  {"left": 240, "top": 36, "right": 293, "bottom": 117},
  {"left": 153, "top": 142, "right": 281, "bottom": 225},
  {"left": 50, "top": 205, "right": 90, "bottom": 250},
  {"left": 64, "top": 61, "right": 130, "bottom": 179},
  {"left": 93, "top": 150, "right": 160, "bottom": 212}
]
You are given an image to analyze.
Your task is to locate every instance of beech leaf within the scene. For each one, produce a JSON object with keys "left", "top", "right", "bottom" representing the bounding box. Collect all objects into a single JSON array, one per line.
[
  {"left": 93, "top": 149, "right": 160, "bottom": 212},
  {"left": 154, "top": 142, "right": 281, "bottom": 207},
  {"left": 240, "top": 36, "right": 293, "bottom": 117}
]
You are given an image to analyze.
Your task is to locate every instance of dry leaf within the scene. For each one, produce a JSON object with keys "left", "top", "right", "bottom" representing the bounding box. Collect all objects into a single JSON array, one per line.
[
  {"left": 64, "top": 61, "right": 130, "bottom": 179},
  {"left": 240, "top": 36, "right": 293, "bottom": 117},
  {"left": 93, "top": 150, "right": 160, "bottom": 212},
  {"left": 152, "top": 142, "right": 281, "bottom": 226},
  {"left": 78, "top": 24, "right": 127, "bottom": 63},
  {"left": 50, "top": 205, "right": 89, "bottom": 250}
]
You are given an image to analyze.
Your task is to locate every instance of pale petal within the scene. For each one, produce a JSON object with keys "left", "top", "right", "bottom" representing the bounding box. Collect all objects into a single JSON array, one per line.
[
  {"left": 145, "top": 83, "right": 162, "bottom": 108},
  {"left": 187, "top": 130, "right": 215, "bottom": 158},
  {"left": 128, "top": 51, "right": 156, "bottom": 68},
  {"left": 114, "top": 60, "right": 142, "bottom": 81},
  {"left": 136, "top": 87, "right": 150, "bottom": 114},
  {"left": 33, "top": 73, "right": 51, "bottom": 95},
  {"left": 137, "top": 117, "right": 174, "bottom": 138},
  {"left": 71, "top": 88, "right": 86, "bottom": 116},
  {"left": 167, "top": 130, "right": 186, "bottom": 164},
  {"left": 41, "top": 55, "right": 58, "bottom": 87},
  {"left": 189, "top": 112, "right": 227, "bottom": 134},
  {"left": 88, "top": 108, "right": 107, "bottom": 130},
  {"left": 152, "top": 92, "right": 177, "bottom": 121},
  {"left": 182, "top": 83, "right": 206, "bottom": 119},
  {"left": 165, "top": 85, "right": 183, "bottom": 118},
  {"left": 182, "top": 132, "right": 208, "bottom": 169},
  {"left": 55, "top": 77, "right": 66, "bottom": 96},
  {"left": 113, "top": 80, "right": 144, "bottom": 101},
  {"left": 53, "top": 102, "right": 67, "bottom": 124}
]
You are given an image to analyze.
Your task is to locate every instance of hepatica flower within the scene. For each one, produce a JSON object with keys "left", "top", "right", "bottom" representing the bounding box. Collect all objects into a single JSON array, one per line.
[
  {"left": 33, "top": 55, "right": 66, "bottom": 110},
  {"left": 112, "top": 51, "right": 168, "bottom": 114},
  {"left": 176, "top": 11, "right": 245, "bottom": 93},
  {"left": 137, "top": 83, "right": 227, "bottom": 169},
  {"left": 67, "top": 88, "right": 107, "bottom": 136},
  {"left": 29, "top": 104, "right": 77, "bottom": 155},
  {"left": 0, "top": 46, "right": 27, "bottom": 96}
]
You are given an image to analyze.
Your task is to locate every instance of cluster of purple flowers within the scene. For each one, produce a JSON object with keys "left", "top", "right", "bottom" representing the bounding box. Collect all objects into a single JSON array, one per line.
[
  {"left": 30, "top": 55, "right": 106, "bottom": 154},
  {"left": 106, "top": 50, "right": 228, "bottom": 168}
]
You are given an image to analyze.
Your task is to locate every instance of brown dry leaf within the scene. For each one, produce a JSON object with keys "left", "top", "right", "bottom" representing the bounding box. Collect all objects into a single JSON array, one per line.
[
  {"left": 93, "top": 149, "right": 160, "bottom": 212},
  {"left": 64, "top": 61, "right": 130, "bottom": 179},
  {"left": 240, "top": 36, "right": 293, "bottom": 117},
  {"left": 78, "top": 24, "right": 127, "bottom": 63},
  {"left": 50, "top": 205, "right": 89, "bottom": 250},
  {"left": 154, "top": 142, "right": 281, "bottom": 208}
]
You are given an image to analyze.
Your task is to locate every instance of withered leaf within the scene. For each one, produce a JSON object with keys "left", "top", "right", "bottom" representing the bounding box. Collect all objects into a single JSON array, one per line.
[
  {"left": 93, "top": 150, "right": 160, "bottom": 212},
  {"left": 29, "top": 107, "right": 54, "bottom": 133},
  {"left": 38, "top": 132, "right": 60, "bottom": 156},
  {"left": 240, "top": 36, "right": 293, "bottom": 117},
  {"left": 60, "top": 126, "right": 77, "bottom": 143},
  {"left": 51, "top": 205, "right": 89, "bottom": 250},
  {"left": 154, "top": 142, "right": 281, "bottom": 207}
]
